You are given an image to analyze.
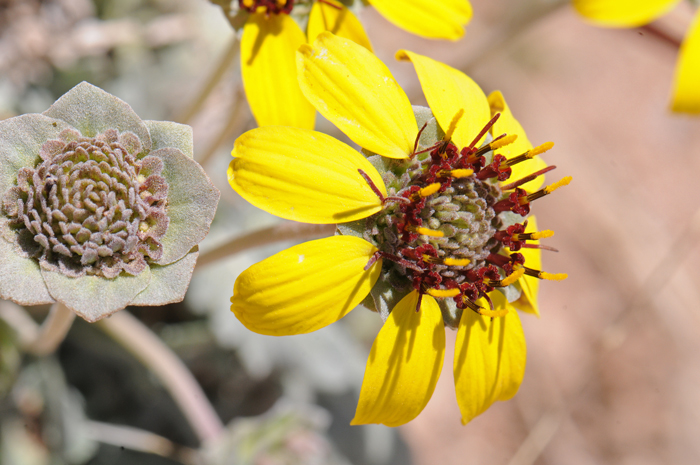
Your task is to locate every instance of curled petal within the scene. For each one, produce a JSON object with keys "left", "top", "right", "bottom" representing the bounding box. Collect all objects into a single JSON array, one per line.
[
  {"left": 369, "top": 0, "right": 472, "bottom": 40},
  {"left": 307, "top": 0, "right": 373, "bottom": 52},
  {"left": 231, "top": 236, "right": 382, "bottom": 336},
  {"left": 572, "top": 0, "right": 679, "bottom": 27},
  {"left": 396, "top": 49, "right": 490, "bottom": 149},
  {"left": 352, "top": 291, "right": 445, "bottom": 427},
  {"left": 671, "top": 12, "right": 700, "bottom": 113},
  {"left": 241, "top": 13, "right": 315, "bottom": 128},
  {"left": 454, "top": 292, "right": 526, "bottom": 424},
  {"left": 488, "top": 91, "right": 547, "bottom": 191},
  {"left": 297, "top": 32, "right": 416, "bottom": 159},
  {"left": 229, "top": 126, "right": 386, "bottom": 224}
]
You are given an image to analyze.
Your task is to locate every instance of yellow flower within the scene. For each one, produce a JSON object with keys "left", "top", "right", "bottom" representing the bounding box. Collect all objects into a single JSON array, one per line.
[
  {"left": 237, "top": 0, "right": 472, "bottom": 128},
  {"left": 573, "top": 0, "right": 700, "bottom": 113},
  {"left": 228, "top": 32, "right": 569, "bottom": 426}
]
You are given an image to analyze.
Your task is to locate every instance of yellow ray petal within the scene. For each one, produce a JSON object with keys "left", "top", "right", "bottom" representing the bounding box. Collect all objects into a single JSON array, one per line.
[
  {"left": 368, "top": 0, "right": 472, "bottom": 40},
  {"left": 454, "top": 292, "right": 526, "bottom": 425},
  {"left": 671, "top": 12, "right": 700, "bottom": 113},
  {"left": 241, "top": 13, "right": 315, "bottom": 128},
  {"left": 352, "top": 291, "right": 445, "bottom": 426},
  {"left": 297, "top": 32, "right": 416, "bottom": 159},
  {"left": 488, "top": 91, "right": 547, "bottom": 191},
  {"left": 513, "top": 216, "right": 541, "bottom": 317},
  {"left": 572, "top": 0, "right": 679, "bottom": 27},
  {"left": 307, "top": 0, "right": 373, "bottom": 52},
  {"left": 229, "top": 126, "right": 387, "bottom": 223},
  {"left": 396, "top": 49, "right": 490, "bottom": 149},
  {"left": 231, "top": 236, "right": 381, "bottom": 336}
]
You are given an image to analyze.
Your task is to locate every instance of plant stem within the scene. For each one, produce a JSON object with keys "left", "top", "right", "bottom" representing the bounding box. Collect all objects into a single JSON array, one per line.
[
  {"left": 98, "top": 311, "right": 224, "bottom": 446},
  {"left": 25, "top": 302, "right": 76, "bottom": 356},
  {"left": 196, "top": 222, "right": 335, "bottom": 269},
  {"left": 197, "top": 85, "right": 249, "bottom": 167},
  {"left": 176, "top": 36, "right": 239, "bottom": 125},
  {"left": 84, "top": 420, "right": 201, "bottom": 465}
]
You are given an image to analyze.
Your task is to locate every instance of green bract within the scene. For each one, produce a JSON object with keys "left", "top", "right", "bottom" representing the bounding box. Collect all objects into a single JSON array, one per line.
[{"left": 0, "top": 82, "right": 220, "bottom": 322}]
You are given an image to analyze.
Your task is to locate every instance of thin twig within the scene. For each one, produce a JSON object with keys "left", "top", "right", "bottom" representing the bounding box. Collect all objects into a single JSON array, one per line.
[
  {"left": 0, "top": 302, "right": 75, "bottom": 356},
  {"left": 507, "top": 406, "right": 565, "bottom": 465},
  {"left": 196, "top": 222, "right": 336, "bottom": 269},
  {"left": 84, "top": 420, "right": 202, "bottom": 465},
  {"left": 26, "top": 302, "right": 76, "bottom": 356},
  {"left": 98, "top": 311, "right": 224, "bottom": 446},
  {"left": 0, "top": 300, "right": 39, "bottom": 346},
  {"left": 197, "top": 85, "right": 249, "bottom": 167},
  {"left": 175, "top": 36, "right": 239, "bottom": 125}
]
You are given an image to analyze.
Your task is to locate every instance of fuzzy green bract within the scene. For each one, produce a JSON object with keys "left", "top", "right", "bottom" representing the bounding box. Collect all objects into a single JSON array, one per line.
[{"left": 0, "top": 82, "right": 220, "bottom": 322}]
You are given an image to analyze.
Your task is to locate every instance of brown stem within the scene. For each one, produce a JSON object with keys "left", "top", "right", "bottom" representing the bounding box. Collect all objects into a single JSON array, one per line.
[
  {"left": 196, "top": 222, "right": 336, "bottom": 269},
  {"left": 98, "top": 311, "right": 224, "bottom": 445},
  {"left": 175, "top": 36, "right": 239, "bottom": 125},
  {"left": 0, "top": 302, "right": 76, "bottom": 356}
]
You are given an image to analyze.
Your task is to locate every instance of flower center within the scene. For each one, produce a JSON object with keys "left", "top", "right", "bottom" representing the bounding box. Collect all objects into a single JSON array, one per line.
[
  {"left": 239, "top": 0, "right": 294, "bottom": 14},
  {"left": 356, "top": 112, "right": 569, "bottom": 323},
  {"left": 1, "top": 128, "right": 169, "bottom": 279}
]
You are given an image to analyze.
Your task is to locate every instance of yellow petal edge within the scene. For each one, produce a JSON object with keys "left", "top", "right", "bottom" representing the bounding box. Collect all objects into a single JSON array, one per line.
[
  {"left": 396, "top": 49, "right": 490, "bottom": 150},
  {"left": 307, "top": 0, "right": 373, "bottom": 52},
  {"left": 488, "top": 90, "right": 547, "bottom": 191},
  {"left": 241, "top": 13, "right": 315, "bottom": 128},
  {"left": 229, "top": 125, "right": 387, "bottom": 224},
  {"left": 231, "top": 235, "right": 382, "bottom": 336},
  {"left": 298, "top": 32, "right": 416, "bottom": 159},
  {"left": 352, "top": 291, "right": 445, "bottom": 426},
  {"left": 572, "top": 0, "right": 679, "bottom": 28},
  {"left": 671, "top": 11, "right": 700, "bottom": 113},
  {"left": 454, "top": 292, "right": 526, "bottom": 424},
  {"left": 513, "top": 216, "right": 541, "bottom": 316},
  {"left": 369, "top": 0, "right": 472, "bottom": 40}
]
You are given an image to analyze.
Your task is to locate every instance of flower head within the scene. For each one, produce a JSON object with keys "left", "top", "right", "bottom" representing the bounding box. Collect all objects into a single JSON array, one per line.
[
  {"left": 229, "top": 0, "right": 472, "bottom": 128},
  {"left": 573, "top": 0, "right": 700, "bottom": 113},
  {"left": 229, "top": 33, "right": 568, "bottom": 426},
  {"left": 0, "top": 82, "right": 220, "bottom": 322}
]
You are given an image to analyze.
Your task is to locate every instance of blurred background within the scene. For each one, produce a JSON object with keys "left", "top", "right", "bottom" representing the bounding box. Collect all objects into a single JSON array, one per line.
[{"left": 1, "top": 0, "right": 700, "bottom": 464}]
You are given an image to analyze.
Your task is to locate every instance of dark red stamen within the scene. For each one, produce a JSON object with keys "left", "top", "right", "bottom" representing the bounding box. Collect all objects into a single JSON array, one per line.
[
  {"left": 358, "top": 169, "right": 385, "bottom": 203},
  {"left": 318, "top": 0, "right": 342, "bottom": 9},
  {"left": 412, "top": 121, "right": 430, "bottom": 158},
  {"left": 466, "top": 113, "right": 500, "bottom": 151},
  {"left": 501, "top": 165, "right": 557, "bottom": 191}
]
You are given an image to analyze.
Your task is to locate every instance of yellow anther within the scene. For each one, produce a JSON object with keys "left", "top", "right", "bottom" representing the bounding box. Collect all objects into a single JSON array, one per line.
[
  {"left": 426, "top": 288, "right": 461, "bottom": 298},
  {"left": 243, "top": 0, "right": 254, "bottom": 6},
  {"left": 540, "top": 272, "right": 568, "bottom": 281},
  {"left": 277, "top": 0, "right": 286, "bottom": 5},
  {"left": 419, "top": 183, "right": 441, "bottom": 198},
  {"left": 414, "top": 226, "right": 444, "bottom": 237},
  {"left": 444, "top": 257, "right": 471, "bottom": 267},
  {"left": 500, "top": 268, "right": 525, "bottom": 286},
  {"left": 527, "top": 141, "right": 554, "bottom": 158},
  {"left": 530, "top": 229, "right": 554, "bottom": 240},
  {"left": 479, "top": 308, "right": 509, "bottom": 318},
  {"left": 450, "top": 169, "right": 474, "bottom": 178},
  {"left": 444, "top": 109, "right": 464, "bottom": 140},
  {"left": 544, "top": 176, "right": 572, "bottom": 194},
  {"left": 490, "top": 134, "right": 518, "bottom": 150}
]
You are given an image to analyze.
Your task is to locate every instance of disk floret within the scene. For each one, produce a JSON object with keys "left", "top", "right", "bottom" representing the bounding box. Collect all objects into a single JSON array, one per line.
[
  {"left": 355, "top": 110, "right": 568, "bottom": 326},
  {"left": 2, "top": 127, "right": 169, "bottom": 279},
  {"left": 238, "top": 0, "right": 294, "bottom": 14}
]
